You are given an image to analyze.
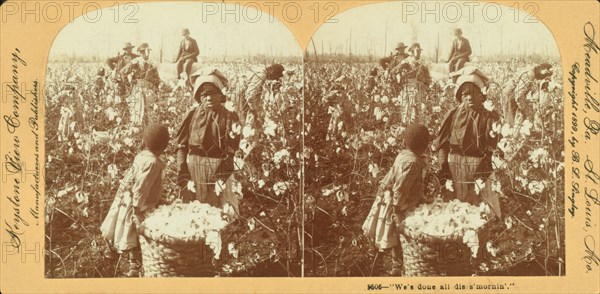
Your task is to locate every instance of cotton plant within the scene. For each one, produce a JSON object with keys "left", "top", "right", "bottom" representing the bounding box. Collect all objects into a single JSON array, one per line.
[
  {"left": 368, "top": 163, "right": 380, "bottom": 178},
  {"left": 529, "top": 148, "right": 550, "bottom": 167},
  {"left": 272, "top": 149, "right": 291, "bottom": 166},
  {"left": 272, "top": 182, "right": 289, "bottom": 196},
  {"left": 263, "top": 117, "right": 278, "bottom": 137}
]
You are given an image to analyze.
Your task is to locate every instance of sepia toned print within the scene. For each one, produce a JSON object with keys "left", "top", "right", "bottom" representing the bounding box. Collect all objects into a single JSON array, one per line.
[
  {"left": 304, "top": 2, "right": 565, "bottom": 277},
  {"left": 0, "top": 0, "right": 598, "bottom": 293},
  {"left": 44, "top": 2, "right": 303, "bottom": 277}
]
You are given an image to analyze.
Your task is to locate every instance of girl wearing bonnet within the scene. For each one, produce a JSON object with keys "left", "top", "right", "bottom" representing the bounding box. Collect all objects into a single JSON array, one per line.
[
  {"left": 175, "top": 67, "right": 241, "bottom": 218},
  {"left": 436, "top": 66, "right": 502, "bottom": 218}
]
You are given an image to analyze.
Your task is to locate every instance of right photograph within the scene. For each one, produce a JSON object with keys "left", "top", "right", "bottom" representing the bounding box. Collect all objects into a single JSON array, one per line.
[{"left": 304, "top": 2, "right": 564, "bottom": 277}]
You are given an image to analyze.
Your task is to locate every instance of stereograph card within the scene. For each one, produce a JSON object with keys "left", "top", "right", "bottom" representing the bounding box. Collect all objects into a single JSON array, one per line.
[{"left": 0, "top": 0, "right": 598, "bottom": 293}]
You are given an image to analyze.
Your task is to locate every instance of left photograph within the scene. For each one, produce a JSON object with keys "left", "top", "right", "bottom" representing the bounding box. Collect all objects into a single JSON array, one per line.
[{"left": 45, "top": 2, "right": 303, "bottom": 277}]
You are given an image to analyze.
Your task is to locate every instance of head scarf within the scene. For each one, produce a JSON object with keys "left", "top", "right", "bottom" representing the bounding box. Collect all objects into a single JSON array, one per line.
[{"left": 190, "top": 67, "right": 229, "bottom": 102}]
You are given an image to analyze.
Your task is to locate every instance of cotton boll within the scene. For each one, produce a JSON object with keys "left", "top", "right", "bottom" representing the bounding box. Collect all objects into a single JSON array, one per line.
[
  {"left": 483, "top": 100, "right": 494, "bottom": 111},
  {"left": 403, "top": 199, "right": 489, "bottom": 242},
  {"left": 215, "top": 180, "right": 226, "bottom": 196},
  {"left": 486, "top": 241, "right": 498, "bottom": 257},
  {"left": 263, "top": 117, "right": 278, "bottom": 137},
  {"left": 223, "top": 203, "right": 236, "bottom": 219},
  {"left": 247, "top": 218, "right": 256, "bottom": 231},
  {"left": 187, "top": 180, "right": 197, "bottom": 193},
  {"left": 505, "top": 216, "right": 513, "bottom": 229},
  {"left": 445, "top": 180, "right": 455, "bottom": 192},
  {"left": 368, "top": 163, "right": 380, "bottom": 178},
  {"left": 205, "top": 231, "right": 222, "bottom": 258},
  {"left": 474, "top": 179, "right": 486, "bottom": 195},
  {"left": 228, "top": 242, "right": 239, "bottom": 259},
  {"left": 463, "top": 229, "right": 480, "bottom": 258}
]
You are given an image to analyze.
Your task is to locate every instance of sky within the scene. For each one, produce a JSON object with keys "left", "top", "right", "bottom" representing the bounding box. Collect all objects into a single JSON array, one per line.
[
  {"left": 311, "top": 1, "right": 560, "bottom": 60},
  {"left": 49, "top": 2, "right": 303, "bottom": 61},
  {"left": 49, "top": 1, "right": 561, "bottom": 62}
]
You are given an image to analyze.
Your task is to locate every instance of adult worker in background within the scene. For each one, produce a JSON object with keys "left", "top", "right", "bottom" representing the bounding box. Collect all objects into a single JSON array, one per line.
[
  {"left": 121, "top": 43, "right": 161, "bottom": 90},
  {"left": 379, "top": 42, "right": 409, "bottom": 72},
  {"left": 380, "top": 42, "right": 410, "bottom": 95},
  {"left": 402, "top": 43, "right": 432, "bottom": 88},
  {"left": 107, "top": 42, "right": 139, "bottom": 97},
  {"left": 121, "top": 43, "right": 161, "bottom": 126},
  {"left": 501, "top": 63, "right": 553, "bottom": 126},
  {"left": 447, "top": 29, "right": 472, "bottom": 83},
  {"left": 239, "top": 63, "right": 285, "bottom": 128},
  {"left": 174, "top": 28, "right": 200, "bottom": 82}
]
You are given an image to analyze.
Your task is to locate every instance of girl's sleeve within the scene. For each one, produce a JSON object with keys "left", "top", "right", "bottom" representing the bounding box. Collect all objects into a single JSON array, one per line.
[
  {"left": 391, "top": 161, "right": 422, "bottom": 208},
  {"left": 132, "top": 159, "right": 163, "bottom": 209},
  {"left": 378, "top": 161, "right": 396, "bottom": 192}
]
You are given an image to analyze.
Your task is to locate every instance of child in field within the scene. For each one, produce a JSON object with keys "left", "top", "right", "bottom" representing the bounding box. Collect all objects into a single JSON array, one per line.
[
  {"left": 100, "top": 124, "right": 169, "bottom": 277},
  {"left": 362, "top": 123, "right": 430, "bottom": 276},
  {"left": 57, "top": 91, "right": 74, "bottom": 142}
]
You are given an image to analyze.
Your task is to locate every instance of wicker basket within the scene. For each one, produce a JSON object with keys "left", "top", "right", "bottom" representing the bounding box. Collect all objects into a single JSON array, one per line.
[
  {"left": 138, "top": 229, "right": 216, "bottom": 277},
  {"left": 399, "top": 221, "right": 490, "bottom": 276}
]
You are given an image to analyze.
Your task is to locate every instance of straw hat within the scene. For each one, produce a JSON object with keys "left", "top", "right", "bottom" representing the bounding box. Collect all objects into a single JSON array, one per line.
[
  {"left": 395, "top": 42, "right": 408, "bottom": 50},
  {"left": 122, "top": 42, "right": 135, "bottom": 50},
  {"left": 137, "top": 43, "right": 150, "bottom": 53}
]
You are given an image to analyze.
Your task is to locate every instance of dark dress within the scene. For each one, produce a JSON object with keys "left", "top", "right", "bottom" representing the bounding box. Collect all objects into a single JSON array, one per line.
[
  {"left": 176, "top": 105, "right": 241, "bottom": 215},
  {"left": 436, "top": 103, "right": 501, "bottom": 216}
]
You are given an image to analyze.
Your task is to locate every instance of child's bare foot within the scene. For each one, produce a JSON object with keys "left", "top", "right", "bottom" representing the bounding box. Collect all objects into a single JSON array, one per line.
[
  {"left": 126, "top": 268, "right": 140, "bottom": 277},
  {"left": 103, "top": 248, "right": 116, "bottom": 259},
  {"left": 389, "top": 268, "right": 403, "bottom": 276}
]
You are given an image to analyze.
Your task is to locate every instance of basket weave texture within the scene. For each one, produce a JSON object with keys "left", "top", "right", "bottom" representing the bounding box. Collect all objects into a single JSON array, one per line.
[
  {"left": 139, "top": 231, "right": 216, "bottom": 277},
  {"left": 400, "top": 220, "right": 490, "bottom": 276}
]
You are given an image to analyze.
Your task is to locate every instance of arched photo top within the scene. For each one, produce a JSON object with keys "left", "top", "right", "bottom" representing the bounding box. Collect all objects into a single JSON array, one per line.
[
  {"left": 44, "top": 1, "right": 305, "bottom": 280},
  {"left": 49, "top": 1, "right": 303, "bottom": 63},
  {"left": 302, "top": 1, "right": 566, "bottom": 278},
  {"left": 309, "top": 1, "right": 560, "bottom": 62}
]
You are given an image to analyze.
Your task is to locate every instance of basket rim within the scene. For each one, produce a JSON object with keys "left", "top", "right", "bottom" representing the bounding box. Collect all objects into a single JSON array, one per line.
[
  {"left": 138, "top": 226, "right": 211, "bottom": 245},
  {"left": 137, "top": 201, "right": 227, "bottom": 245},
  {"left": 401, "top": 220, "right": 490, "bottom": 243},
  {"left": 401, "top": 203, "right": 494, "bottom": 243}
]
